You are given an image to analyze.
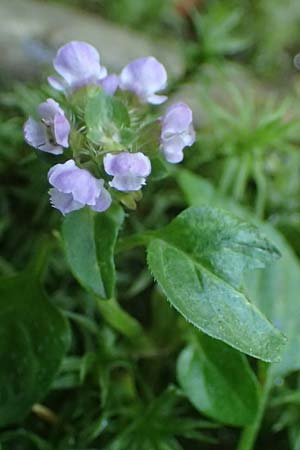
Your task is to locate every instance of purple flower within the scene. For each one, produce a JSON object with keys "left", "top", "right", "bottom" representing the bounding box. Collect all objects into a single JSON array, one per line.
[
  {"left": 119, "top": 57, "right": 167, "bottom": 105},
  {"left": 48, "top": 41, "right": 108, "bottom": 93},
  {"left": 160, "top": 102, "right": 195, "bottom": 163},
  {"left": 48, "top": 159, "right": 111, "bottom": 215},
  {"left": 104, "top": 152, "right": 151, "bottom": 192},
  {"left": 24, "top": 99, "right": 70, "bottom": 155}
]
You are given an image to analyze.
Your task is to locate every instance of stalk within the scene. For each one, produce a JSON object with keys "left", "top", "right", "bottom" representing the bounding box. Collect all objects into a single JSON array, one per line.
[{"left": 237, "top": 369, "right": 273, "bottom": 450}]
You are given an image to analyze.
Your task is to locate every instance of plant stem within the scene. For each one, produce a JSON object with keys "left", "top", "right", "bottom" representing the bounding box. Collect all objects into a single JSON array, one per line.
[
  {"left": 233, "top": 154, "right": 250, "bottom": 202},
  {"left": 219, "top": 156, "right": 238, "bottom": 195},
  {"left": 237, "top": 368, "right": 273, "bottom": 450},
  {"left": 253, "top": 156, "right": 267, "bottom": 220},
  {"left": 116, "top": 232, "right": 153, "bottom": 254},
  {"left": 32, "top": 404, "right": 59, "bottom": 424},
  {"left": 96, "top": 297, "right": 153, "bottom": 352}
]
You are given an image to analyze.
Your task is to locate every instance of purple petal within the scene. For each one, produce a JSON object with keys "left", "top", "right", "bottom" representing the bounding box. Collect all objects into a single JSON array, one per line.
[
  {"left": 147, "top": 94, "right": 168, "bottom": 105},
  {"left": 24, "top": 117, "right": 46, "bottom": 148},
  {"left": 37, "top": 99, "right": 70, "bottom": 148},
  {"left": 24, "top": 117, "right": 63, "bottom": 155},
  {"left": 182, "top": 124, "right": 196, "bottom": 146},
  {"left": 160, "top": 102, "right": 195, "bottom": 164},
  {"left": 48, "top": 76, "right": 66, "bottom": 91},
  {"left": 48, "top": 160, "right": 101, "bottom": 205},
  {"left": 101, "top": 74, "right": 119, "bottom": 96},
  {"left": 49, "top": 188, "right": 84, "bottom": 215},
  {"left": 38, "top": 142, "right": 64, "bottom": 155},
  {"left": 161, "top": 135, "right": 185, "bottom": 164},
  {"left": 53, "top": 113, "right": 70, "bottom": 147},
  {"left": 104, "top": 152, "right": 151, "bottom": 177},
  {"left": 162, "top": 102, "right": 193, "bottom": 137},
  {"left": 109, "top": 175, "right": 146, "bottom": 192},
  {"left": 119, "top": 57, "right": 167, "bottom": 103},
  {"left": 91, "top": 186, "right": 112, "bottom": 212},
  {"left": 37, "top": 99, "right": 64, "bottom": 120},
  {"left": 51, "top": 41, "right": 107, "bottom": 91}
]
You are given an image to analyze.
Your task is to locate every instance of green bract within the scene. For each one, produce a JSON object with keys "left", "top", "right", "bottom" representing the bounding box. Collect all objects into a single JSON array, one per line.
[{"left": 85, "top": 89, "right": 131, "bottom": 147}]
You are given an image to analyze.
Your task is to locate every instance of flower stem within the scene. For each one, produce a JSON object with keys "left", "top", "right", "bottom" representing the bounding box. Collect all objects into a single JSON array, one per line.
[
  {"left": 237, "top": 368, "right": 273, "bottom": 450},
  {"left": 96, "top": 297, "right": 153, "bottom": 351},
  {"left": 116, "top": 232, "right": 153, "bottom": 253}
]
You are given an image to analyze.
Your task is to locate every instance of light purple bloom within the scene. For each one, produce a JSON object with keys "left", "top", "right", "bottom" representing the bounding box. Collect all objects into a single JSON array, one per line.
[
  {"left": 24, "top": 99, "right": 70, "bottom": 155},
  {"left": 104, "top": 152, "right": 151, "bottom": 192},
  {"left": 48, "top": 41, "right": 108, "bottom": 93},
  {"left": 101, "top": 74, "right": 119, "bottom": 96},
  {"left": 160, "top": 102, "right": 195, "bottom": 163},
  {"left": 48, "top": 159, "right": 111, "bottom": 215},
  {"left": 119, "top": 57, "right": 167, "bottom": 105}
]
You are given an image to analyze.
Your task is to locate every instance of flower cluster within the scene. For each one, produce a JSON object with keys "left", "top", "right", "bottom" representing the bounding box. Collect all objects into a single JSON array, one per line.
[{"left": 24, "top": 41, "right": 195, "bottom": 215}]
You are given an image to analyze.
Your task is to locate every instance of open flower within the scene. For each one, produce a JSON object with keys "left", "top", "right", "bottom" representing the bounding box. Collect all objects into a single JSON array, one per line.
[
  {"left": 48, "top": 159, "right": 111, "bottom": 215},
  {"left": 104, "top": 152, "right": 151, "bottom": 192},
  {"left": 48, "top": 41, "right": 108, "bottom": 93},
  {"left": 119, "top": 57, "right": 167, "bottom": 105},
  {"left": 160, "top": 102, "right": 195, "bottom": 163},
  {"left": 24, "top": 99, "right": 70, "bottom": 155}
]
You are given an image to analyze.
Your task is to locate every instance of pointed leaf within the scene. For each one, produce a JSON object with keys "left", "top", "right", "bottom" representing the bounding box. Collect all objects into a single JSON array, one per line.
[
  {"left": 245, "top": 228, "right": 300, "bottom": 378},
  {"left": 63, "top": 204, "right": 124, "bottom": 299},
  {"left": 0, "top": 273, "right": 70, "bottom": 426},
  {"left": 176, "top": 169, "right": 300, "bottom": 377},
  {"left": 147, "top": 207, "right": 285, "bottom": 361},
  {"left": 177, "top": 333, "right": 259, "bottom": 426}
]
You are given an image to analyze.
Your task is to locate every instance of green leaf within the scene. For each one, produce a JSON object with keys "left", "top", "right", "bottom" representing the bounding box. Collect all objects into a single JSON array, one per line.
[
  {"left": 150, "top": 156, "right": 170, "bottom": 181},
  {"left": 177, "top": 333, "right": 259, "bottom": 426},
  {"left": 176, "top": 169, "right": 300, "bottom": 377},
  {"left": 147, "top": 207, "right": 285, "bottom": 362},
  {"left": 245, "top": 228, "right": 300, "bottom": 378},
  {"left": 0, "top": 273, "right": 70, "bottom": 426},
  {"left": 62, "top": 204, "right": 124, "bottom": 299},
  {"left": 96, "top": 297, "right": 151, "bottom": 349},
  {"left": 85, "top": 89, "right": 130, "bottom": 145}
]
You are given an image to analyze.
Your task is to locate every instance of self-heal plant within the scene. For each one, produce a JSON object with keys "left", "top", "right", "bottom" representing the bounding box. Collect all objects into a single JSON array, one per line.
[
  {"left": 2, "top": 1, "right": 300, "bottom": 447},
  {"left": 24, "top": 40, "right": 195, "bottom": 215},
  {"left": 16, "top": 38, "right": 288, "bottom": 450}
]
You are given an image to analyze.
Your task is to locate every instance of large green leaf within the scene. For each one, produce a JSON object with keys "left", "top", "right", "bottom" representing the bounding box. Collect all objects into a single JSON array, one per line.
[
  {"left": 0, "top": 273, "right": 70, "bottom": 426},
  {"left": 63, "top": 204, "right": 124, "bottom": 299},
  {"left": 177, "top": 333, "right": 259, "bottom": 426},
  {"left": 245, "top": 229, "right": 300, "bottom": 377},
  {"left": 147, "top": 207, "right": 285, "bottom": 362},
  {"left": 176, "top": 169, "right": 300, "bottom": 377},
  {"left": 85, "top": 89, "right": 130, "bottom": 145}
]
